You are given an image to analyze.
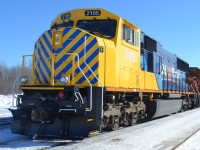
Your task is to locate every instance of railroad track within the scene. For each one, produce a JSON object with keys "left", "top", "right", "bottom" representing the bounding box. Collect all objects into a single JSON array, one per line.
[{"left": 172, "top": 127, "right": 200, "bottom": 150}]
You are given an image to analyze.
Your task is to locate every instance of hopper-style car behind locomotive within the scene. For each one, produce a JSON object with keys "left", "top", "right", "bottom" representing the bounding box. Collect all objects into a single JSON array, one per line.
[{"left": 10, "top": 8, "right": 200, "bottom": 139}]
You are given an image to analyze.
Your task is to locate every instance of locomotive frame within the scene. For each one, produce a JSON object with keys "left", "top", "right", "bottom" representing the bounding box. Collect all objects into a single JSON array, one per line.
[{"left": 10, "top": 8, "right": 200, "bottom": 139}]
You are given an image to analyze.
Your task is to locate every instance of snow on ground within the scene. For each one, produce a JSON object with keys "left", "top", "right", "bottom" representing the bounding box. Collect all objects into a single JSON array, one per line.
[
  {"left": 176, "top": 130, "right": 200, "bottom": 150},
  {"left": 0, "top": 95, "right": 14, "bottom": 109},
  {"left": 0, "top": 108, "right": 12, "bottom": 118},
  {"left": 1, "top": 95, "right": 200, "bottom": 149},
  {"left": 0, "top": 128, "right": 71, "bottom": 150},
  {"left": 50, "top": 108, "right": 200, "bottom": 150},
  {"left": 0, "top": 95, "right": 14, "bottom": 118}
]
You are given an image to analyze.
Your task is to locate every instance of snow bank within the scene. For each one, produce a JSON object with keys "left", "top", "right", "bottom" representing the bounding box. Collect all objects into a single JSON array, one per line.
[
  {"left": 0, "top": 94, "right": 14, "bottom": 118},
  {"left": 0, "top": 95, "right": 15, "bottom": 109},
  {"left": 0, "top": 94, "right": 16, "bottom": 118},
  {"left": 0, "top": 108, "right": 12, "bottom": 118}
]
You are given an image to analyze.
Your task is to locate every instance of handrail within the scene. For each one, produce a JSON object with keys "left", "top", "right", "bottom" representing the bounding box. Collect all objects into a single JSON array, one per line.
[
  {"left": 12, "top": 70, "right": 22, "bottom": 107},
  {"left": 84, "top": 36, "right": 104, "bottom": 117},
  {"left": 51, "top": 54, "right": 55, "bottom": 85},
  {"left": 65, "top": 53, "right": 93, "bottom": 111},
  {"left": 22, "top": 55, "right": 35, "bottom": 84},
  {"left": 74, "top": 92, "right": 84, "bottom": 105},
  {"left": 21, "top": 52, "right": 95, "bottom": 111},
  {"left": 12, "top": 54, "right": 34, "bottom": 107}
]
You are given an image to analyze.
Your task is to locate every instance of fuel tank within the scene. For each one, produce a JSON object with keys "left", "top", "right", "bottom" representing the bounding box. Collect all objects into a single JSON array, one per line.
[{"left": 147, "top": 99, "right": 182, "bottom": 118}]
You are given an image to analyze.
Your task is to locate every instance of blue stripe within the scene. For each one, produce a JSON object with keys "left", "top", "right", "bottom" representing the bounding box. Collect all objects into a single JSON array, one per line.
[
  {"left": 40, "top": 41, "right": 50, "bottom": 58},
  {"left": 90, "top": 75, "right": 98, "bottom": 84},
  {"left": 48, "top": 30, "right": 52, "bottom": 38},
  {"left": 37, "top": 61, "right": 49, "bottom": 84},
  {"left": 75, "top": 38, "right": 97, "bottom": 61},
  {"left": 34, "top": 44, "right": 42, "bottom": 84},
  {"left": 34, "top": 43, "right": 40, "bottom": 52},
  {"left": 54, "top": 62, "right": 72, "bottom": 81},
  {"left": 55, "top": 29, "right": 81, "bottom": 53},
  {"left": 34, "top": 69, "right": 42, "bottom": 84},
  {"left": 70, "top": 33, "right": 90, "bottom": 52},
  {"left": 54, "top": 55, "right": 70, "bottom": 70},
  {"left": 76, "top": 62, "right": 99, "bottom": 84},
  {"left": 63, "top": 28, "right": 71, "bottom": 37},
  {"left": 62, "top": 29, "right": 82, "bottom": 49},
  {"left": 37, "top": 47, "right": 51, "bottom": 77},
  {"left": 54, "top": 33, "right": 89, "bottom": 69},
  {"left": 42, "top": 32, "right": 52, "bottom": 52},
  {"left": 55, "top": 38, "right": 98, "bottom": 82},
  {"left": 75, "top": 48, "right": 99, "bottom": 74},
  {"left": 34, "top": 42, "right": 50, "bottom": 84}
]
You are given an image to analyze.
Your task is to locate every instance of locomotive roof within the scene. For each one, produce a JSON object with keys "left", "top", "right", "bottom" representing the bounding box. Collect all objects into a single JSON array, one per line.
[{"left": 50, "top": 8, "right": 139, "bottom": 30}]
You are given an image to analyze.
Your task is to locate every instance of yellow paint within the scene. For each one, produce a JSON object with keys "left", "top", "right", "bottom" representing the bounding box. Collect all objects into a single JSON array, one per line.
[
  {"left": 89, "top": 130, "right": 99, "bottom": 135},
  {"left": 20, "top": 8, "right": 161, "bottom": 92},
  {"left": 21, "top": 86, "right": 64, "bottom": 90},
  {"left": 144, "top": 72, "right": 159, "bottom": 90},
  {"left": 52, "top": 30, "right": 63, "bottom": 49},
  {"left": 87, "top": 119, "right": 93, "bottom": 122}
]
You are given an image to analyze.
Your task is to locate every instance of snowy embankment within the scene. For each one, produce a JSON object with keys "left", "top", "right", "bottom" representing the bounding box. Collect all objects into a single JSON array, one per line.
[
  {"left": 50, "top": 108, "right": 200, "bottom": 150},
  {"left": 1, "top": 95, "right": 200, "bottom": 149},
  {"left": 0, "top": 95, "right": 14, "bottom": 117}
]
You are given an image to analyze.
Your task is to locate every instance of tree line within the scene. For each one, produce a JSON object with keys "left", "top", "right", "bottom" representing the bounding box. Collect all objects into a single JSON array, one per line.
[{"left": 0, "top": 61, "right": 21, "bottom": 95}]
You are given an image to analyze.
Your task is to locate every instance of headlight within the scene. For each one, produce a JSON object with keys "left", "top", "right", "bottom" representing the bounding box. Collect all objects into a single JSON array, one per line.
[
  {"left": 55, "top": 33, "right": 60, "bottom": 38},
  {"left": 55, "top": 41, "right": 60, "bottom": 46},
  {"left": 60, "top": 76, "right": 69, "bottom": 84},
  {"left": 20, "top": 76, "right": 28, "bottom": 84}
]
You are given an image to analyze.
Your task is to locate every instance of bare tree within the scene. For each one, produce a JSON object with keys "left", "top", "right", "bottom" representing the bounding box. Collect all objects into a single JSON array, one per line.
[{"left": 0, "top": 61, "right": 21, "bottom": 95}]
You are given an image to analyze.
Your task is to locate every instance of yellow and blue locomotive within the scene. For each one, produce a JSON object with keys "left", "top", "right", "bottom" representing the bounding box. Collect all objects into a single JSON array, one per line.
[{"left": 10, "top": 8, "right": 198, "bottom": 139}]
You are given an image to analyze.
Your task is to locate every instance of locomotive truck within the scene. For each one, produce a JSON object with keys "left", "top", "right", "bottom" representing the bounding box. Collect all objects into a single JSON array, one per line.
[{"left": 10, "top": 8, "right": 200, "bottom": 139}]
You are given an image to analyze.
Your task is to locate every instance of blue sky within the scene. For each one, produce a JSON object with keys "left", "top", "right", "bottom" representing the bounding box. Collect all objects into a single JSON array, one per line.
[{"left": 1, "top": 0, "right": 200, "bottom": 67}]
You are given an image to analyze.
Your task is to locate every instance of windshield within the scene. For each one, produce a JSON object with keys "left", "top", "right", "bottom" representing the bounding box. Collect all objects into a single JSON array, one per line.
[
  {"left": 51, "top": 21, "right": 74, "bottom": 29},
  {"left": 76, "top": 20, "right": 117, "bottom": 38}
]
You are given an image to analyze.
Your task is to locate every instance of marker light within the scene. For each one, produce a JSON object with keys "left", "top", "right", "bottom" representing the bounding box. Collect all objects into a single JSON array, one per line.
[
  {"left": 53, "top": 31, "right": 62, "bottom": 49},
  {"left": 55, "top": 41, "right": 60, "bottom": 46},
  {"left": 60, "top": 76, "right": 69, "bottom": 84},
  {"left": 55, "top": 33, "right": 60, "bottom": 38},
  {"left": 58, "top": 91, "right": 65, "bottom": 98},
  {"left": 20, "top": 76, "right": 28, "bottom": 84}
]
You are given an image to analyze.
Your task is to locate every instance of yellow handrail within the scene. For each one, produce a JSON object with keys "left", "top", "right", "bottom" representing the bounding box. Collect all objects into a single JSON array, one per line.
[
  {"left": 22, "top": 54, "right": 34, "bottom": 85},
  {"left": 51, "top": 53, "right": 55, "bottom": 85},
  {"left": 31, "top": 55, "right": 35, "bottom": 85}
]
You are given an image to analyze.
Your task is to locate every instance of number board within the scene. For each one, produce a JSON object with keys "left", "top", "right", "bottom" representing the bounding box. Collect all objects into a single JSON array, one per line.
[
  {"left": 85, "top": 10, "right": 101, "bottom": 16},
  {"left": 61, "top": 13, "right": 71, "bottom": 20}
]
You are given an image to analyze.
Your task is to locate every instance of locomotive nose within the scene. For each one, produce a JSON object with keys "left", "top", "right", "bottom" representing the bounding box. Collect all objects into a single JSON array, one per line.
[{"left": 34, "top": 27, "right": 100, "bottom": 86}]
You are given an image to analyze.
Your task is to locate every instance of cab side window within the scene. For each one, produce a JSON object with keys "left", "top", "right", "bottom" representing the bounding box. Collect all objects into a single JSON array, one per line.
[
  {"left": 122, "top": 24, "right": 139, "bottom": 47},
  {"left": 135, "top": 31, "right": 139, "bottom": 47},
  {"left": 122, "top": 24, "right": 134, "bottom": 44}
]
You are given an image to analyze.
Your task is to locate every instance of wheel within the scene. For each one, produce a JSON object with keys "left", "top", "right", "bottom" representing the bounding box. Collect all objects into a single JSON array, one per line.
[
  {"left": 183, "top": 104, "right": 188, "bottom": 111},
  {"left": 123, "top": 113, "right": 129, "bottom": 126},
  {"left": 129, "top": 118, "right": 137, "bottom": 126},
  {"left": 109, "top": 115, "right": 120, "bottom": 131},
  {"left": 111, "top": 122, "right": 119, "bottom": 131},
  {"left": 129, "top": 113, "right": 137, "bottom": 126}
]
